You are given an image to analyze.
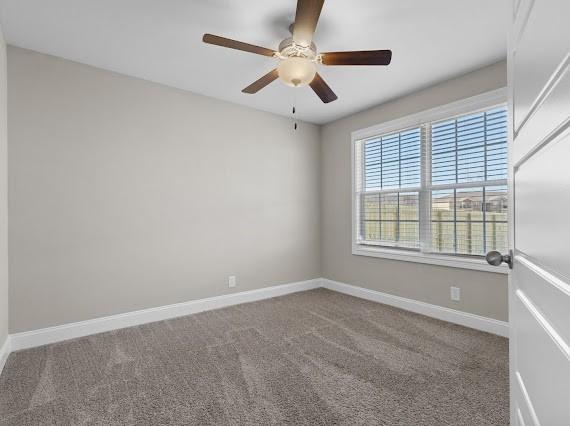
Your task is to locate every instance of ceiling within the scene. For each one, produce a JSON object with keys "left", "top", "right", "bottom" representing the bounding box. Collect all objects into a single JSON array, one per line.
[{"left": 0, "top": 0, "right": 507, "bottom": 124}]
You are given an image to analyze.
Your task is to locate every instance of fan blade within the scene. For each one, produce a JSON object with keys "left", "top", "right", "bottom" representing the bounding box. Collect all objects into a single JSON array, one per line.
[
  {"left": 292, "top": 0, "right": 325, "bottom": 45},
  {"left": 242, "top": 69, "right": 279, "bottom": 94},
  {"left": 309, "top": 73, "right": 337, "bottom": 103},
  {"left": 203, "top": 34, "right": 275, "bottom": 57},
  {"left": 321, "top": 50, "right": 392, "bottom": 66}
]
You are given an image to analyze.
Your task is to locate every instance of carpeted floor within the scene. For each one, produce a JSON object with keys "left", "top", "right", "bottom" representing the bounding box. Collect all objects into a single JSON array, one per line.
[{"left": 0, "top": 288, "right": 509, "bottom": 425}]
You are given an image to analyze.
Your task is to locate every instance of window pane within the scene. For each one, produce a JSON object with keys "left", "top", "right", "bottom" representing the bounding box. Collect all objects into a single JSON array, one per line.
[
  {"left": 485, "top": 108, "right": 508, "bottom": 181},
  {"left": 399, "top": 193, "right": 419, "bottom": 221},
  {"left": 381, "top": 221, "right": 398, "bottom": 242},
  {"left": 458, "top": 145, "right": 485, "bottom": 182},
  {"left": 361, "top": 194, "right": 379, "bottom": 241},
  {"left": 430, "top": 186, "right": 508, "bottom": 255},
  {"left": 457, "top": 222, "right": 484, "bottom": 255},
  {"left": 358, "top": 192, "right": 419, "bottom": 249},
  {"left": 432, "top": 118, "right": 458, "bottom": 185},
  {"left": 456, "top": 188, "right": 484, "bottom": 221},
  {"left": 431, "top": 107, "right": 508, "bottom": 185},
  {"left": 485, "top": 185, "right": 508, "bottom": 253},
  {"left": 485, "top": 185, "right": 508, "bottom": 222},
  {"left": 432, "top": 190, "right": 454, "bottom": 221},
  {"left": 485, "top": 222, "right": 508, "bottom": 253},
  {"left": 364, "top": 128, "right": 421, "bottom": 191},
  {"left": 399, "top": 222, "right": 420, "bottom": 248},
  {"left": 363, "top": 221, "right": 381, "bottom": 242},
  {"left": 380, "top": 193, "right": 398, "bottom": 220},
  {"left": 431, "top": 221, "right": 455, "bottom": 253},
  {"left": 381, "top": 134, "right": 400, "bottom": 189},
  {"left": 362, "top": 194, "right": 379, "bottom": 220}
]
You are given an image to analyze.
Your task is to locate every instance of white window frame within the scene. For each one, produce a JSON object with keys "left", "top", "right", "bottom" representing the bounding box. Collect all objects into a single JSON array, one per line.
[{"left": 351, "top": 88, "right": 509, "bottom": 274}]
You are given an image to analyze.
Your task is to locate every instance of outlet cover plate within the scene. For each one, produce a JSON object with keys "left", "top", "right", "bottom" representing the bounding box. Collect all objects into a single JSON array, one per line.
[
  {"left": 450, "top": 286, "right": 461, "bottom": 301},
  {"left": 228, "top": 276, "right": 237, "bottom": 288}
]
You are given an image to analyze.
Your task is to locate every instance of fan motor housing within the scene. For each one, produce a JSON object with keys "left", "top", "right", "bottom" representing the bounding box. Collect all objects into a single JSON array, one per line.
[{"left": 278, "top": 37, "right": 317, "bottom": 60}]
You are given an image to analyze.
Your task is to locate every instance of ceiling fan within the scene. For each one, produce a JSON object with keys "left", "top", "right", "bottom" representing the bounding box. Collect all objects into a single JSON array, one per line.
[{"left": 202, "top": 0, "right": 392, "bottom": 103}]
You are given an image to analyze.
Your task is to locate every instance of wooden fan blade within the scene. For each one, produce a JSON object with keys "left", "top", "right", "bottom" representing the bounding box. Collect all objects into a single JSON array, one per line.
[
  {"left": 203, "top": 34, "right": 275, "bottom": 57},
  {"left": 242, "top": 69, "right": 279, "bottom": 94},
  {"left": 309, "top": 73, "right": 337, "bottom": 103},
  {"left": 321, "top": 50, "right": 392, "bottom": 66},
  {"left": 292, "top": 0, "right": 325, "bottom": 45}
]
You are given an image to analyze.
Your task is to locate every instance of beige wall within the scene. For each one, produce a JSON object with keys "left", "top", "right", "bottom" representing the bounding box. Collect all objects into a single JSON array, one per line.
[
  {"left": 8, "top": 47, "right": 321, "bottom": 333},
  {"left": 320, "top": 61, "right": 509, "bottom": 321},
  {"left": 0, "top": 27, "right": 8, "bottom": 347},
  {"left": 6, "top": 45, "right": 510, "bottom": 333}
]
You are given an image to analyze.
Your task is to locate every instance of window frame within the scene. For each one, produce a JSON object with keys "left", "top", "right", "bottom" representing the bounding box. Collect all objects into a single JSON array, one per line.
[{"left": 351, "top": 88, "right": 509, "bottom": 274}]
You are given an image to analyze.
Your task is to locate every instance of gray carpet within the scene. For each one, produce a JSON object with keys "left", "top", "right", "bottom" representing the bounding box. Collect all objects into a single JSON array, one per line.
[{"left": 0, "top": 288, "right": 509, "bottom": 425}]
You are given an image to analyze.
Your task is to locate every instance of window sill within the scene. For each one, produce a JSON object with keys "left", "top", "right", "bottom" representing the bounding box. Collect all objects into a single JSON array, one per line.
[{"left": 352, "top": 245, "right": 509, "bottom": 274}]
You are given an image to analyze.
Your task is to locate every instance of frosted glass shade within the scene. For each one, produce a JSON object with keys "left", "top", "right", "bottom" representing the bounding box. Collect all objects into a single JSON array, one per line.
[{"left": 277, "top": 57, "right": 317, "bottom": 87}]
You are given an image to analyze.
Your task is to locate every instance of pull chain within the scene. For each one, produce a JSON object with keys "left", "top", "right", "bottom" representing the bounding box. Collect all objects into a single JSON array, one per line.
[
  {"left": 293, "top": 106, "right": 297, "bottom": 130},
  {"left": 292, "top": 91, "right": 298, "bottom": 131}
]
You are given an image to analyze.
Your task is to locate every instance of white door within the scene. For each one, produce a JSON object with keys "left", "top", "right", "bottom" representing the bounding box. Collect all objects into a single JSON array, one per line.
[{"left": 497, "top": 0, "right": 570, "bottom": 424}]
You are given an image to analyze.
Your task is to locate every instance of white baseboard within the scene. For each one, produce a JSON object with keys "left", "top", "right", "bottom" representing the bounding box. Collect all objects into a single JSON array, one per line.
[
  {"left": 0, "top": 336, "right": 10, "bottom": 376},
  {"left": 5, "top": 276, "right": 508, "bottom": 357},
  {"left": 321, "top": 279, "right": 509, "bottom": 338},
  {"left": 9, "top": 279, "right": 321, "bottom": 352}
]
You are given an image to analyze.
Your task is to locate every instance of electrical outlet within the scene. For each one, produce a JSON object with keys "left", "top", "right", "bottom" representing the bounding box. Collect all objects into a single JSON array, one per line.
[
  {"left": 228, "top": 276, "right": 237, "bottom": 288},
  {"left": 450, "top": 286, "right": 461, "bottom": 301}
]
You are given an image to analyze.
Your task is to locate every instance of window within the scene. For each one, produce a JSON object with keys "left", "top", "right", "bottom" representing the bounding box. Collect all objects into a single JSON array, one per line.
[
  {"left": 358, "top": 127, "right": 422, "bottom": 249},
  {"left": 352, "top": 90, "right": 509, "bottom": 272}
]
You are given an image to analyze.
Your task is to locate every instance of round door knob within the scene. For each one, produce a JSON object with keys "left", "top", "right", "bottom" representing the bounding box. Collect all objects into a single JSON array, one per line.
[
  {"left": 486, "top": 250, "right": 513, "bottom": 269},
  {"left": 486, "top": 251, "right": 504, "bottom": 266}
]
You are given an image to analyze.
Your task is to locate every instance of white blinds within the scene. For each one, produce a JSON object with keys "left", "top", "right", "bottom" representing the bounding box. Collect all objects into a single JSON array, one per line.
[
  {"left": 357, "top": 127, "right": 423, "bottom": 249},
  {"left": 363, "top": 128, "right": 422, "bottom": 191},
  {"left": 355, "top": 105, "right": 508, "bottom": 256},
  {"left": 431, "top": 107, "right": 508, "bottom": 185},
  {"left": 429, "top": 107, "right": 508, "bottom": 255}
]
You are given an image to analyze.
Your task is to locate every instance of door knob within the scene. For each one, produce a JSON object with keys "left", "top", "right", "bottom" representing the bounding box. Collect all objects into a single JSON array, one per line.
[{"left": 486, "top": 250, "right": 513, "bottom": 269}]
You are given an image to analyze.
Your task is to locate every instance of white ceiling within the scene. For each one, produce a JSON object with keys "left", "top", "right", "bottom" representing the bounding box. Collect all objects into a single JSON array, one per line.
[{"left": 0, "top": 0, "right": 507, "bottom": 124}]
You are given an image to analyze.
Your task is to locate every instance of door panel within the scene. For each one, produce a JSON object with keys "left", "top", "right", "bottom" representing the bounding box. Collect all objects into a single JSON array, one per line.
[
  {"left": 513, "top": 0, "right": 570, "bottom": 131},
  {"left": 512, "top": 290, "right": 570, "bottom": 423},
  {"left": 509, "top": 0, "right": 570, "bottom": 424},
  {"left": 513, "top": 372, "right": 538, "bottom": 426},
  {"left": 512, "top": 0, "right": 523, "bottom": 22},
  {"left": 513, "top": 61, "right": 570, "bottom": 165},
  {"left": 515, "top": 256, "right": 570, "bottom": 345},
  {"left": 515, "top": 130, "right": 570, "bottom": 279}
]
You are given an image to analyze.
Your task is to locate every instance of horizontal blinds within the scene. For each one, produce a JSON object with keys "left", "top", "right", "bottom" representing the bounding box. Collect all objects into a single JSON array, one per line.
[
  {"left": 428, "top": 106, "right": 508, "bottom": 255},
  {"left": 363, "top": 128, "right": 422, "bottom": 191},
  {"left": 431, "top": 107, "right": 508, "bottom": 185},
  {"left": 358, "top": 127, "right": 422, "bottom": 249},
  {"left": 356, "top": 105, "right": 508, "bottom": 256}
]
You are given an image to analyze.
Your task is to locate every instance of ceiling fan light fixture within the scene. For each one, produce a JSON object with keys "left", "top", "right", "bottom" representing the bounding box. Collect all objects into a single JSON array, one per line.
[
  {"left": 203, "top": 0, "right": 393, "bottom": 103},
  {"left": 277, "top": 57, "right": 317, "bottom": 87}
]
